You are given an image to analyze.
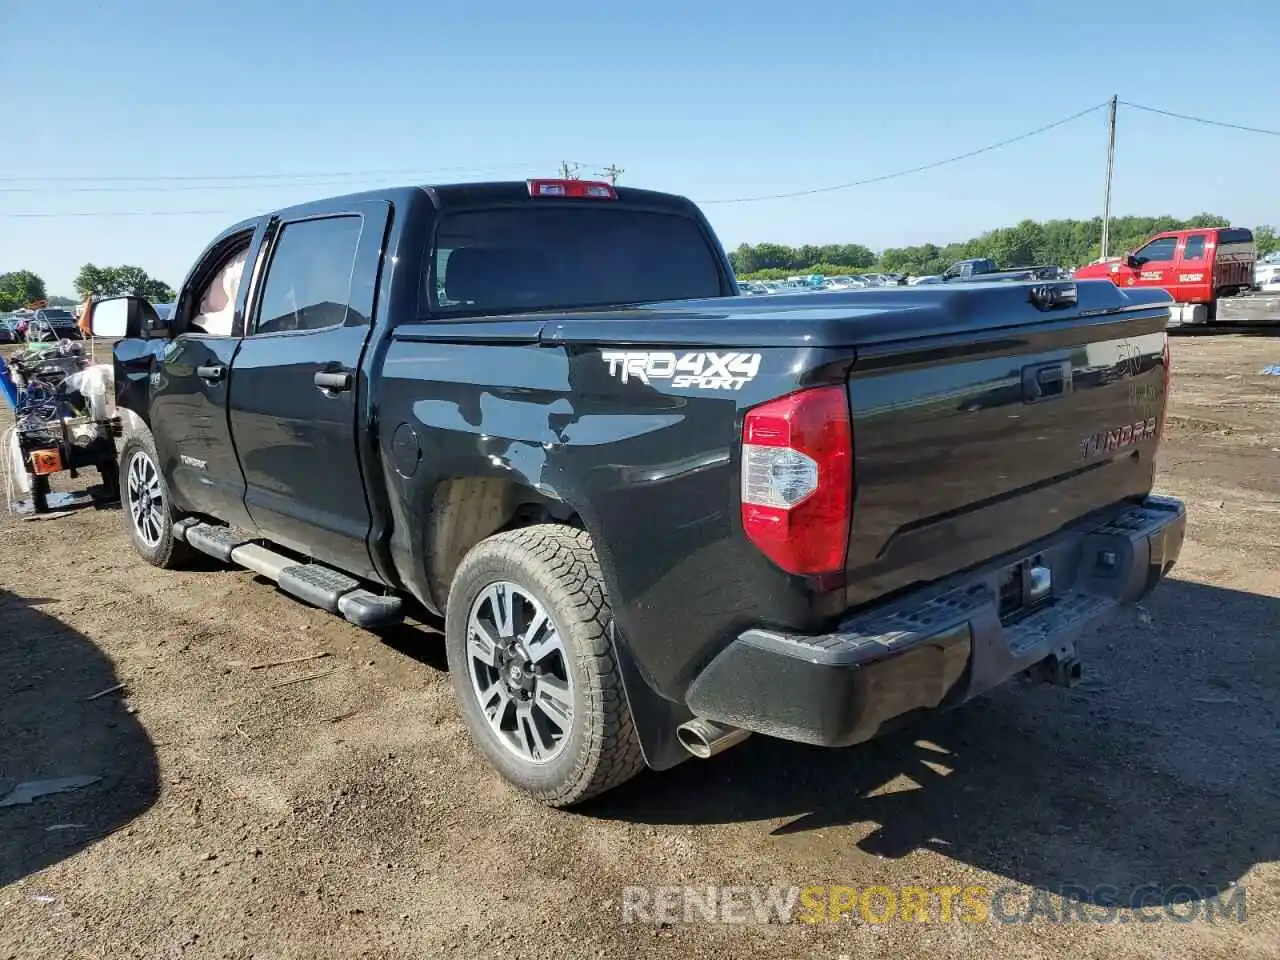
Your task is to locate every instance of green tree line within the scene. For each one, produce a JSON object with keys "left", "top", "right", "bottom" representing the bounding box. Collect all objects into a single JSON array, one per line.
[
  {"left": 730, "top": 216, "right": 1280, "bottom": 280},
  {"left": 0, "top": 270, "right": 48, "bottom": 311},
  {"left": 0, "top": 265, "right": 176, "bottom": 312},
  {"left": 74, "top": 264, "right": 175, "bottom": 302}
]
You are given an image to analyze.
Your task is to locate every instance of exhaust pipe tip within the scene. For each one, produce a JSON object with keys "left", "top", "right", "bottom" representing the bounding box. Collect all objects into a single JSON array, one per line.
[{"left": 676, "top": 718, "right": 750, "bottom": 759}]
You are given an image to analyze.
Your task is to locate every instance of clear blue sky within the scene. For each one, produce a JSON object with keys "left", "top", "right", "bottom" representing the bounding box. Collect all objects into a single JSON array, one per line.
[{"left": 3, "top": 0, "right": 1278, "bottom": 295}]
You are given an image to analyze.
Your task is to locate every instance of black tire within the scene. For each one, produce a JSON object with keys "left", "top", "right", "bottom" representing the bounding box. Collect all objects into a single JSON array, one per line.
[
  {"left": 96, "top": 459, "right": 121, "bottom": 503},
  {"left": 444, "top": 524, "right": 645, "bottom": 807},
  {"left": 30, "top": 474, "right": 49, "bottom": 514},
  {"left": 119, "top": 429, "right": 195, "bottom": 569}
]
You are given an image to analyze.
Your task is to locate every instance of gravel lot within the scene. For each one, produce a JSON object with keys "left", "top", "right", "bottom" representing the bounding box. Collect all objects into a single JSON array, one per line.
[{"left": 1, "top": 332, "right": 1277, "bottom": 959}]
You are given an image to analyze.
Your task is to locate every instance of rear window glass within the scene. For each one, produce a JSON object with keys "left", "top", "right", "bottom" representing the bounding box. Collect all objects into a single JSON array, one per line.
[
  {"left": 1217, "top": 228, "right": 1254, "bottom": 245},
  {"left": 429, "top": 207, "right": 724, "bottom": 313},
  {"left": 1183, "top": 235, "right": 1206, "bottom": 260}
]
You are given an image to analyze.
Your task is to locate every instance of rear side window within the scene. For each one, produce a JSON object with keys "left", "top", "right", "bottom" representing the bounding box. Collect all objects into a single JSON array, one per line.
[
  {"left": 430, "top": 207, "right": 724, "bottom": 314},
  {"left": 1182, "top": 235, "right": 1206, "bottom": 260},
  {"left": 1217, "top": 228, "right": 1253, "bottom": 245},
  {"left": 253, "top": 216, "right": 362, "bottom": 335}
]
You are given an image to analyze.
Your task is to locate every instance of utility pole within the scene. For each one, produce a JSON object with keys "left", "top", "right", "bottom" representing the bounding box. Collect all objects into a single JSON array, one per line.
[
  {"left": 597, "top": 164, "right": 625, "bottom": 186},
  {"left": 558, "top": 160, "right": 581, "bottom": 180},
  {"left": 1100, "top": 95, "right": 1118, "bottom": 260}
]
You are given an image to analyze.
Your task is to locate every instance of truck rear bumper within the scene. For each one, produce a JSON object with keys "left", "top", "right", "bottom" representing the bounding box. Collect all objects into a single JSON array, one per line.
[{"left": 684, "top": 495, "right": 1186, "bottom": 748}]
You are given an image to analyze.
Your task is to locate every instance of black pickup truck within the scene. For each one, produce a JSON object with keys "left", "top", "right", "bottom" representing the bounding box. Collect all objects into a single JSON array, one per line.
[{"left": 91, "top": 178, "right": 1185, "bottom": 807}]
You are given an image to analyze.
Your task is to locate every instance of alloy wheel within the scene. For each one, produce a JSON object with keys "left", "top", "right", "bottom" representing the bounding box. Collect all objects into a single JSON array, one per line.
[
  {"left": 466, "top": 581, "right": 575, "bottom": 764},
  {"left": 127, "top": 450, "right": 165, "bottom": 549}
]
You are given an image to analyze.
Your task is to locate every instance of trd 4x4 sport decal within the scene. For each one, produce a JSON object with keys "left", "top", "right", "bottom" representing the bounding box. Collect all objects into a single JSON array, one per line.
[{"left": 601, "top": 351, "right": 762, "bottom": 391}]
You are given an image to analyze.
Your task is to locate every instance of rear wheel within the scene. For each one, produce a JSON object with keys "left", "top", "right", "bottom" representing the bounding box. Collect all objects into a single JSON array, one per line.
[
  {"left": 445, "top": 524, "right": 645, "bottom": 807},
  {"left": 121, "top": 430, "right": 194, "bottom": 569}
]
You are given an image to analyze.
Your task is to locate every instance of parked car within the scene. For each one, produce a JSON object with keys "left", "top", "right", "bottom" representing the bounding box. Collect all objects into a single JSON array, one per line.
[
  {"left": 91, "top": 178, "right": 1184, "bottom": 808},
  {"left": 0, "top": 318, "right": 22, "bottom": 343},
  {"left": 819, "top": 276, "right": 870, "bottom": 291},
  {"left": 25, "top": 307, "right": 84, "bottom": 341},
  {"left": 1254, "top": 252, "right": 1280, "bottom": 291},
  {"left": 1074, "top": 227, "right": 1257, "bottom": 323}
]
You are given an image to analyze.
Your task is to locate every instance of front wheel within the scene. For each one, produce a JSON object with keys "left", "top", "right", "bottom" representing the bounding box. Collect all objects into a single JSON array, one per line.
[
  {"left": 445, "top": 524, "right": 645, "bottom": 807},
  {"left": 120, "top": 430, "right": 194, "bottom": 569}
]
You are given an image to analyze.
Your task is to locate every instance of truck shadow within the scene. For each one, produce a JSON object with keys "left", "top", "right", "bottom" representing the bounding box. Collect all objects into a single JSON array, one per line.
[
  {"left": 596, "top": 577, "right": 1278, "bottom": 906},
  {"left": 0, "top": 589, "right": 160, "bottom": 887},
  {"left": 372, "top": 609, "right": 450, "bottom": 673}
]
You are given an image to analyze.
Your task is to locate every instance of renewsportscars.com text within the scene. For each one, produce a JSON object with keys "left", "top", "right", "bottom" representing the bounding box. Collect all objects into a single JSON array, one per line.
[{"left": 620, "top": 884, "right": 1247, "bottom": 925}]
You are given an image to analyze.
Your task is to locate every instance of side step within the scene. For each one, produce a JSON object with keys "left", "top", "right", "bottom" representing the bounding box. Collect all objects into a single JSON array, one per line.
[{"left": 179, "top": 522, "right": 404, "bottom": 628}]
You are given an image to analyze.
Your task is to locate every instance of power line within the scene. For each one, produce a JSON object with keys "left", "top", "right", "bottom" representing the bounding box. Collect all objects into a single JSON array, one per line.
[
  {"left": 0, "top": 161, "right": 604, "bottom": 185},
  {"left": 5, "top": 98, "right": 1276, "bottom": 218},
  {"left": 0, "top": 168, "right": 537, "bottom": 194},
  {"left": 3, "top": 209, "right": 244, "bottom": 218},
  {"left": 696, "top": 102, "right": 1110, "bottom": 204},
  {"left": 1119, "top": 100, "right": 1280, "bottom": 137},
  {"left": 0, "top": 163, "right": 609, "bottom": 217}
]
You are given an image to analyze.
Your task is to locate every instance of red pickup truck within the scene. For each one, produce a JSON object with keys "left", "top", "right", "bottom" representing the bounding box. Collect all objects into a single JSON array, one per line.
[{"left": 1074, "top": 227, "right": 1256, "bottom": 324}]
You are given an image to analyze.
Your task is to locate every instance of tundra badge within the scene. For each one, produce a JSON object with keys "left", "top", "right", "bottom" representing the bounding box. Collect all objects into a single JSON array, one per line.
[{"left": 1079, "top": 417, "right": 1158, "bottom": 460}]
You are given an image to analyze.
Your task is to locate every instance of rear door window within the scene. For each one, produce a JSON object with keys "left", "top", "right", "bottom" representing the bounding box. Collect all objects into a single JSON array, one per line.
[
  {"left": 1182, "top": 235, "right": 1207, "bottom": 261},
  {"left": 430, "top": 207, "right": 724, "bottom": 314},
  {"left": 252, "top": 216, "right": 363, "bottom": 335}
]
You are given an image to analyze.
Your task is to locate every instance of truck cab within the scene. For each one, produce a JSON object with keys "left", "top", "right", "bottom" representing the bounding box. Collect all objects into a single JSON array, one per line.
[
  {"left": 1076, "top": 227, "right": 1256, "bottom": 318},
  {"left": 919, "top": 258, "right": 1059, "bottom": 285},
  {"left": 941, "top": 258, "right": 997, "bottom": 280}
]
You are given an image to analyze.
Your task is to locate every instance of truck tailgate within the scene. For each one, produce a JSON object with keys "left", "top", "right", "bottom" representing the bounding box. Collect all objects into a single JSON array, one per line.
[{"left": 843, "top": 285, "right": 1170, "bottom": 606}]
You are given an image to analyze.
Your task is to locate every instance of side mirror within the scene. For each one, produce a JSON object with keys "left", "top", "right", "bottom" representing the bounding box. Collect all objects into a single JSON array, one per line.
[
  {"left": 90, "top": 296, "right": 162, "bottom": 339},
  {"left": 1126, "top": 254, "right": 1142, "bottom": 270}
]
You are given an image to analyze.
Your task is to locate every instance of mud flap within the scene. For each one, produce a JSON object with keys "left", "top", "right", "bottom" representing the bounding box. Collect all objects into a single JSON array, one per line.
[{"left": 608, "top": 620, "right": 695, "bottom": 771}]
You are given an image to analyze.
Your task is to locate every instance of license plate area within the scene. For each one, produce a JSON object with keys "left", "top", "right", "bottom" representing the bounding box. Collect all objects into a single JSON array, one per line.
[{"left": 997, "top": 555, "right": 1053, "bottom": 625}]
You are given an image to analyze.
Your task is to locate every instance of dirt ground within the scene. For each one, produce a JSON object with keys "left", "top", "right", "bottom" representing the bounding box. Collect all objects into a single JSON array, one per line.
[{"left": 1, "top": 331, "right": 1277, "bottom": 960}]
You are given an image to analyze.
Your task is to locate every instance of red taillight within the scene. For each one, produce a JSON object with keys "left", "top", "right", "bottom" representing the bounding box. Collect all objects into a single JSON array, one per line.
[
  {"left": 527, "top": 179, "right": 617, "bottom": 199},
  {"left": 740, "top": 385, "right": 853, "bottom": 575}
]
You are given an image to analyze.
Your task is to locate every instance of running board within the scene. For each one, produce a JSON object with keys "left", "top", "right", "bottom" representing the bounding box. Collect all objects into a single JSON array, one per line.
[{"left": 179, "top": 522, "right": 404, "bottom": 628}]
